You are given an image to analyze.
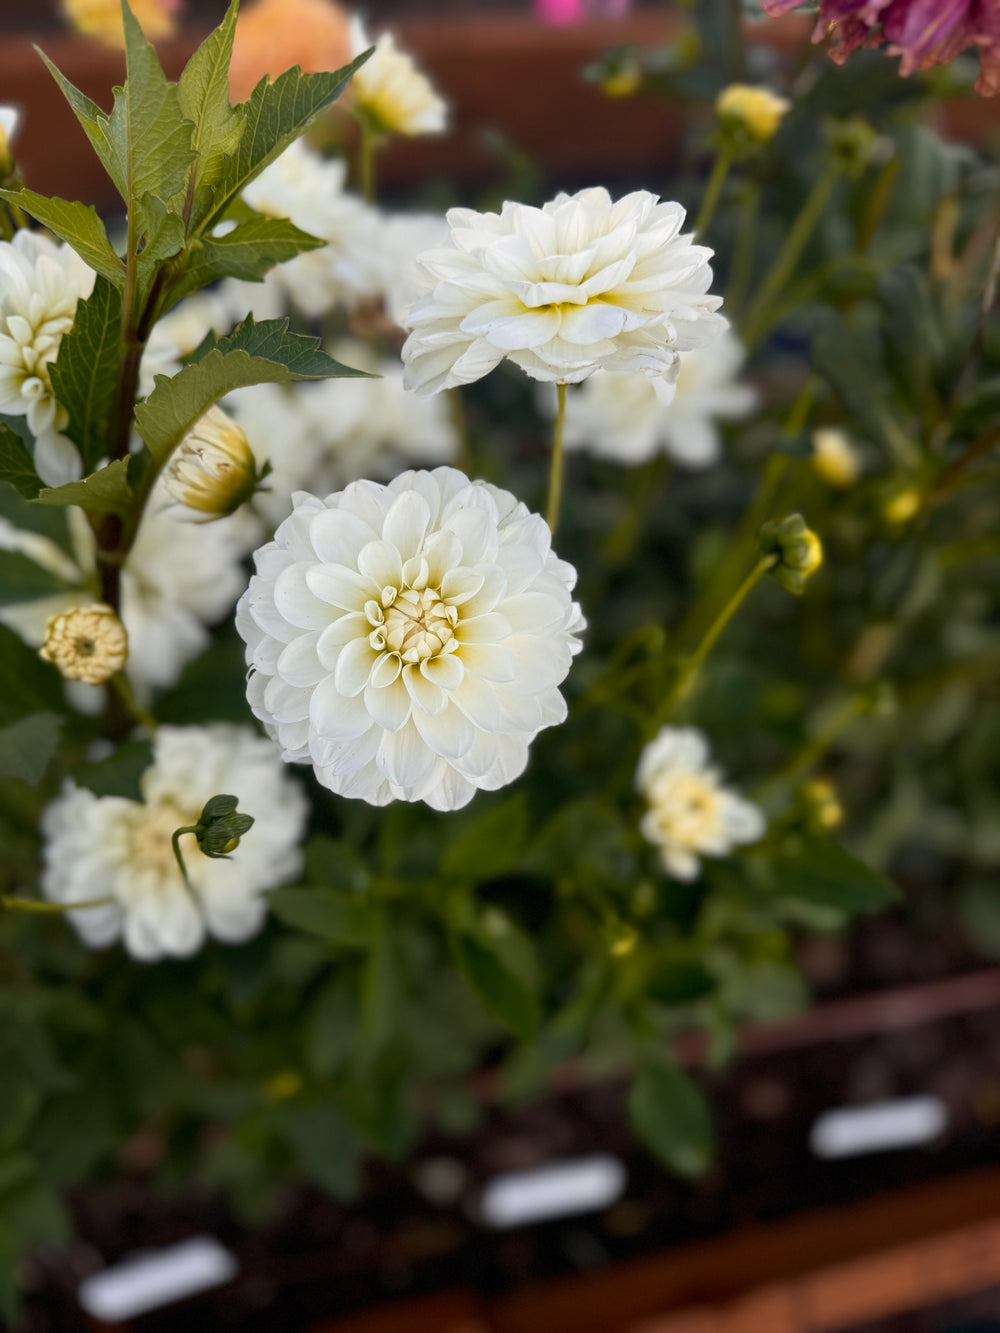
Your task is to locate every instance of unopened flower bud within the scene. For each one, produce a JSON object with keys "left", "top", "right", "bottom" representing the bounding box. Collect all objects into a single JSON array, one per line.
[
  {"left": 0, "top": 106, "right": 20, "bottom": 179},
  {"left": 758, "top": 513, "right": 823, "bottom": 594},
  {"left": 162, "top": 406, "right": 258, "bottom": 522},
  {"left": 40, "top": 603, "right": 128, "bottom": 684},
  {"left": 882, "top": 483, "right": 921, "bottom": 527},
  {"left": 194, "top": 793, "right": 255, "bottom": 858},
  {"left": 826, "top": 116, "right": 879, "bottom": 176},
  {"left": 802, "top": 779, "right": 843, "bottom": 832},
  {"left": 588, "top": 46, "right": 643, "bottom": 98},
  {"left": 716, "top": 84, "right": 790, "bottom": 149},
  {"left": 812, "top": 427, "right": 861, "bottom": 488}
]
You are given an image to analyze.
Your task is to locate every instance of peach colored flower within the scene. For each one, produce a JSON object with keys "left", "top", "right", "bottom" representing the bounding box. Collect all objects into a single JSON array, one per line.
[{"left": 229, "top": 0, "right": 352, "bottom": 102}]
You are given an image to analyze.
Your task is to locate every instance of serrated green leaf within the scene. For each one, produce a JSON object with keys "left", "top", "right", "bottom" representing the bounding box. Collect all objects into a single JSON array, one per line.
[
  {"left": 269, "top": 887, "right": 371, "bottom": 946},
  {"left": 34, "top": 457, "right": 134, "bottom": 515},
  {"left": 177, "top": 0, "right": 246, "bottom": 230},
  {"left": 100, "top": 4, "right": 196, "bottom": 214},
  {"left": 48, "top": 277, "right": 122, "bottom": 472},
  {"left": 771, "top": 839, "right": 899, "bottom": 915},
  {"left": 0, "top": 552, "right": 73, "bottom": 605},
  {"left": 0, "top": 425, "right": 41, "bottom": 501},
  {"left": 37, "top": 50, "right": 117, "bottom": 182},
  {"left": 441, "top": 794, "right": 529, "bottom": 882},
  {"left": 0, "top": 189, "right": 123, "bottom": 285},
  {"left": 628, "top": 1056, "right": 714, "bottom": 1178},
  {"left": 204, "top": 53, "right": 371, "bottom": 231},
  {"left": 452, "top": 932, "right": 539, "bottom": 1041},
  {"left": 135, "top": 317, "right": 367, "bottom": 466},
  {"left": 0, "top": 714, "right": 62, "bottom": 784},
  {"left": 136, "top": 193, "right": 186, "bottom": 267},
  {"left": 164, "top": 216, "right": 325, "bottom": 310}
]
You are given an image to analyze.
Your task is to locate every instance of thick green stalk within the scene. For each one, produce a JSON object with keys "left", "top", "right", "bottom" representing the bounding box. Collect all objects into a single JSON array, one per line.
[
  {"left": 546, "top": 382, "right": 568, "bottom": 536},
  {"left": 694, "top": 147, "right": 734, "bottom": 240}
]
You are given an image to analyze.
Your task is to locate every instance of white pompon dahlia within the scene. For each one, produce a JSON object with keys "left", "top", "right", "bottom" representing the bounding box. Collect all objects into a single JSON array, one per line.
[
  {"left": 636, "top": 727, "right": 765, "bottom": 880},
  {"left": 562, "top": 331, "right": 756, "bottom": 467},
  {"left": 349, "top": 17, "right": 448, "bottom": 137},
  {"left": 41, "top": 725, "right": 307, "bottom": 961},
  {"left": 236, "top": 468, "right": 585, "bottom": 811},
  {"left": 401, "top": 188, "right": 726, "bottom": 398},
  {"left": 0, "top": 230, "right": 96, "bottom": 484}
]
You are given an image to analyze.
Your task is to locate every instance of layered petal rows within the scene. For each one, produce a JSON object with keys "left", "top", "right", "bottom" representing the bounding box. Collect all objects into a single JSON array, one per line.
[{"left": 236, "top": 468, "right": 585, "bottom": 810}]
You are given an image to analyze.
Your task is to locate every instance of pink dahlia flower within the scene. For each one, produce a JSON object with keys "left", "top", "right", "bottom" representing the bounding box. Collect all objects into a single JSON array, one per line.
[{"left": 764, "top": 0, "right": 1000, "bottom": 95}]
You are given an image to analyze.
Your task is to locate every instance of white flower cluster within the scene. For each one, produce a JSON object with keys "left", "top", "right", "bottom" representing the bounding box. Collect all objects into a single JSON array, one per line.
[
  {"left": 402, "top": 187, "right": 726, "bottom": 397},
  {"left": 0, "top": 230, "right": 95, "bottom": 485},
  {"left": 562, "top": 331, "right": 756, "bottom": 468},
  {"left": 42, "top": 725, "right": 306, "bottom": 960},
  {"left": 636, "top": 727, "right": 765, "bottom": 880},
  {"left": 237, "top": 467, "right": 584, "bottom": 810},
  {"left": 226, "top": 342, "right": 458, "bottom": 527}
]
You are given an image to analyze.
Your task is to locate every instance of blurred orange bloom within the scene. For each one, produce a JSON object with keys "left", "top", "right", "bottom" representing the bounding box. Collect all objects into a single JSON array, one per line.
[
  {"left": 61, "top": 0, "right": 181, "bottom": 47},
  {"left": 229, "top": 0, "right": 353, "bottom": 102}
]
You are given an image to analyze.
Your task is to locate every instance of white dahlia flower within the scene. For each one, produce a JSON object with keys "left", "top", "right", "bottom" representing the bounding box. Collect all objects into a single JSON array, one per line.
[
  {"left": 240, "top": 140, "right": 380, "bottom": 316},
  {"left": 350, "top": 18, "right": 448, "bottom": 138},
  {"left": 0, "top": 503, "right": 249, "bottom": 697},
  {"left": 41, "top": 725, "right": 307, "bottom": 960},
  {"left": 227, "top": 343, "right": 458, "bottom": 528},
  {"left": 0, "top": 230, "right": 96, "bottom": 484},
  {"left": 0, "top": 104, "right": 21, "bottom": 173},
  {"left": 376, "top": 211, "right": 450, "bottom": 329},
  {"left": 236, "top": 467, "right": 584, "bottom": 811},
  {"left": 636, "top": 726, "right": 765, "bottom": 880},
  {"left": 561, "top": 331, "right": 756, "bottom": 467},
  {"left": 401, "top": 187, "right": 726, "bottom": 398}
]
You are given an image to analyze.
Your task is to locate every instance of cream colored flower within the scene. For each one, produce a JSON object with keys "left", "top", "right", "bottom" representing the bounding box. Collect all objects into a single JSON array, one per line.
[
  {"left": 61, "top": 0, "right": 180, "bottom": 46},
  {"left": 162, "top": 406, "right": 258, "bottom": 522},
  {"left": 401, "top": 187, "right": 726, "bottom": 398},
  {"left": 0, "top": 105, "right": 20, "bottom": 175},
  {"left": 716, "top": 84, "right": 791, "bottom": 145},
  {"left": 349, "top": 18, "right": 448, "bottom": 137},
  {"left": 226, "top": 342, "right": 459, "bottom": 527},
  {"left": 236, "top": 467, "right": 584, "bottom": 810},
  {"left": 0, "top": 230, "right": 95, "bottom": 485},
  {"left": 41, "top": 725, "right": 307, "bottom": 960},
  {"left": 562, "top": 331, "right": 755, "bottom": 467},
  {"left": 637, "top": 726, "right": 765, "bottom": 880},
  {"left": 812, "top": 427, "right": 861, "bottom": 488},
  {"left": 40, "top": 603, "right": 128, "bottom": 684}
]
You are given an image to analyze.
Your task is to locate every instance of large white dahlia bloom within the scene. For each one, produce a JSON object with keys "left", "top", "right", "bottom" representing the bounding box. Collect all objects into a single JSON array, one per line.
[
  {"left": 41, "top": 725, "right": 307, "bottom": 960},
  {"left": 0, "top": 230, "right": 96, "bottom": 484},
  {"left": 236, "top": 468, "right": 584, "bottom": 811},
  {"left": 636, "top": 727, "right": 765, "bottom": 880},
  {"left": 401, "top": 187, "right": 726, "bottom": 398},
  {"left": 562, "top": 331, "right": 757, "bottom": 468}
]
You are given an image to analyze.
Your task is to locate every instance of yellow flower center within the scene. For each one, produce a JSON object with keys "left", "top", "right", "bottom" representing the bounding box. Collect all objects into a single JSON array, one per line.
[
  {"left": 369, "top": 584, "right": 458, "bottom": 665},
  {"left": 128, "top": 802, "right": 195, "bottom": 881},
  {"left": 648, "top": 773, "right": 722, "bottom": 850}
]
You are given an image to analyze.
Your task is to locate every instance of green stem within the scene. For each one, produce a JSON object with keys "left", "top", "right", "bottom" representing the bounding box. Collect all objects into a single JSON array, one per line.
[
  {"left": 759, "top": 692, "right": 867, "bottom": 796},
  {"left": 359, "top": 120, "right": 377, "bottom": 205},
  {"left": 546, "top": 382, "right": 568, "bottom": 535},
  {"left": 741, "top": 159, "right": 843, "bottom": 349},
  {"left": 171, "top": 826, "right": 198, "bottom": 886},
  {"left": 694, "top": 147, "right": 734, "bottom": 239},
  {"left": 651, "top": 554, "right": 775, "bottom": 732},
  {"left": 447, "top": 387, "right": 473, "bottom": 476},
  {"left": 110, "top": 672, "right": 158, "bottom": 732},
  {"left": 1, "top": 895, "right": 113, "bottom": 914},
  {"left": 725, "top": 178, "right": 761, "bottom": 319}
]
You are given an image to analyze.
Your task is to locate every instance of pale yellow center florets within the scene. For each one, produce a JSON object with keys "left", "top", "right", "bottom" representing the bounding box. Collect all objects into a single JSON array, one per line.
[
  {"left": 647, "top": 773, "right": 723, "bottom": 852},
  {"left": 40, "top": 603, "right": 128, "bottom": 685},
  {"left": 366, "top": 583, "right": 459, "bottom": 665},
  {"left": 127, "top": 801, "right": 193, "bottom": 881}
]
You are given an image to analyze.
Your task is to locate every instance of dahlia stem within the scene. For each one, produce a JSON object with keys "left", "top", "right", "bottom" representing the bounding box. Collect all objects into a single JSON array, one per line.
[
  {"left": 1, "top": 895, "right": 113, "bottom": 914},
  {"left": 652, "top": 554, "right": 775, "bottom": 732},
  {"left": 724, "top": 178, "right": 760, "bottom": 318},
  {"left": 171, "top": 827, "right": 197, "bottom": 887},
  {"left": 359, "top": 120, "right": 377, "bottom": 204},
  {"left": 768, "top": 692, "right": 867, "bottom": 790},
  {"left": 741, "top": 158, "right": 843, "bottom": 349},
  {"left": 110, "top": 672, "right": 158, "bottom": 733},
  {"left": 693, "top": 146, "right": 734, "bottom": 240},
  {"left": 546, "top": 382, "right": 568, "bottom": 535}
]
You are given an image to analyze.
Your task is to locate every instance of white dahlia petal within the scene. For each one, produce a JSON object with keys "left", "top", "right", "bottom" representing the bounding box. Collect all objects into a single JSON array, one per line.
[{"left": 238, "top": 469, "right": 584, "bottom": 809}]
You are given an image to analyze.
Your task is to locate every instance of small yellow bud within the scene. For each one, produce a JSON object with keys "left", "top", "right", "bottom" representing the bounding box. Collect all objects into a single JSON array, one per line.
[
  {"left": 802, "top": 779, "right": 843, "bottom": 832},
  {"left": 265, "top": 1071, "right": 303, "bottom": 1101},
  {"left": 716, "top": 84, "right": 790, "bottom": 146},
  {"left": 40, "top": 604, "right": 128, "bottom": 685},
  {"left": 812, "top": 428, "right": 861, "bottom": 488},
  {"left": 827, "top": 116, "right": 880, "bottom": 175},
  {"left": 758, "top": 514, "right": 823, "bottom": 594},
  {"left": 883, "top": 485, "right": 921, "bottom": 526},
  {"left": 0, "top": 107, "right": 20, "bottom": 179},
  {"left": 61, "top": 0, "right": 180, "bottom": 47},
  {"left": 608, "top": 923, "right": 638, "bottom": 958},
  {"left": 162, "top": 406, "right": 258, "bottom": 522}
]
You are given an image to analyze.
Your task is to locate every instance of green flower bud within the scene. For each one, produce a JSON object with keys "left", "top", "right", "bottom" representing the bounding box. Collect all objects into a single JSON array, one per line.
[
  {"left": 758, "top": 513, "right": 823, "bottom": 595},
  {"left": 716, "top": 84, "right": 790, "bottom": 151},
  {"left": 826, "top": 116, "right": 880, "bottom": 176}
]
